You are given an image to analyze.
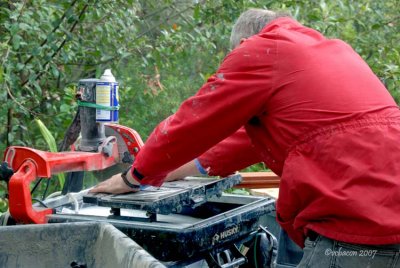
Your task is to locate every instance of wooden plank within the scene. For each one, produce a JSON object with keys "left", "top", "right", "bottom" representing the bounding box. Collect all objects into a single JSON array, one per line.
[
  {"left": 250, "top": 188, "right": 279, "bottom": 199},
  {"left": 235, "top": 171, "right": 280, "bottom": 189}
]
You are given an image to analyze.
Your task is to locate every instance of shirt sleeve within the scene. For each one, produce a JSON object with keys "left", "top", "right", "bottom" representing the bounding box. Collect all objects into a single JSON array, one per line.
[
  {"left": 132, "top": 40, "right": 276, "bottom": 186},
  {"left": 197, "top": 127, "right": 263, "bottom": 177}
]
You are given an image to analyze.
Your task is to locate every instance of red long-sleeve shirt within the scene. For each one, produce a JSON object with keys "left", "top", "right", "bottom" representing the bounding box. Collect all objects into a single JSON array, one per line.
[
  {"left": 132, "top": 17, "right": 400, "bottom": 247},
  {"left": 197, "top": 127, "right": 263, "bottom": 177}
]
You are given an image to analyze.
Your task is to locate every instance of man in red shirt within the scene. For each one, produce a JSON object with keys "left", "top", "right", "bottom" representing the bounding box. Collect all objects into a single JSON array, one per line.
[{"left": 92, "top": 9, "right": 400, "bottom": 267}]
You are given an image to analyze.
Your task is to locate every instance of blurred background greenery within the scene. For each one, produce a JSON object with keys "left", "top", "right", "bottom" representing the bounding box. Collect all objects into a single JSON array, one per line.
[{"left": 0, "top": 0, "right": 399, "bottom": 211}]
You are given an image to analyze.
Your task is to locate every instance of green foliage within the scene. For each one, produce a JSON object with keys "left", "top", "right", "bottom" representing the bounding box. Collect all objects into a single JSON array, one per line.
[
  {"left": 241, "top": 162, "right": 269, "bottom": 173},
  {"left": 225, "top": 188, "right": 251, "bottom": 196},
  {"left": 0, "top": 0, "right": 399, "bottom": 211}
]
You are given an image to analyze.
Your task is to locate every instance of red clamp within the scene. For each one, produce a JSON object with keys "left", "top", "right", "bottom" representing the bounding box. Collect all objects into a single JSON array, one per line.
[{"left": 4, "top": 124, "right": 144, "bottom": 224}]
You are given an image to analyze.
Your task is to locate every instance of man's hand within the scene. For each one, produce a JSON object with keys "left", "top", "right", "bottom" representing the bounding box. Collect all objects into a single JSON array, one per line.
[{"left": 89, "top": 173, "right": 140, "bottom": 194}]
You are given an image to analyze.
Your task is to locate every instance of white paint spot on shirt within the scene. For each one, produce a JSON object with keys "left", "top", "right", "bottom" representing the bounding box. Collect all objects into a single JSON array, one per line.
[
  {"left": 216, "top": 73, "right": 225, "bottom": 80},
  {"left": 161, "top": 116, "right": 172, "bottom": 135}
]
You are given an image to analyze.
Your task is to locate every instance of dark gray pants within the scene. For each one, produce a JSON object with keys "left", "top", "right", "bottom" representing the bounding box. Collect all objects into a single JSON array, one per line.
[{"left": 297, "top": 235, "right": 400, "bottom": 268}]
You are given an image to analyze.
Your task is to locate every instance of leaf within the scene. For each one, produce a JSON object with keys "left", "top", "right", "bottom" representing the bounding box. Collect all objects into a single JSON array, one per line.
[
  {"left": 51, "top": 18, "right": 60, "bottom": 28},
  {"left": 31, "top": 47, "right": 41, "bottom": 56},
  {"left": 319, "top": 0, "right": 328, "bottom": 15},
  {"left": 51, "top": 66, "right": 59, "bottom": 77},
  {"left": 16, "top": 63, "right": 24, "bottom": 71},
  {"left": 67, "top": 14, "right": 78, "bottom": 24},
  {"left": 35, "top": 119, "right": 57, "bottom": 152},
  {"left": 12, "top": 35, "right": 21, "bottom": 49},
  {"left": 0, "top": 199, "right": 8, "bottom": 211},
  {"left": 60, "top": 104, "right": 70, "bottom": 113},
  {"left": 9, "top": 24, "right": 19, "bottom": 35},
  {"left": 193, "top": 4, "right": 200, "bottom": 20},
  {"left": 7, "top": 132, "right": 14, "bottom": 143},
  {"left": 18, "top": 23, "right": 30, "bottom": 31},
  {"left": 32, "top": 82, "right": 42, "bottom": 95},
  {"left": 35, "top": 118, "right": 65, "bottom": 187}
]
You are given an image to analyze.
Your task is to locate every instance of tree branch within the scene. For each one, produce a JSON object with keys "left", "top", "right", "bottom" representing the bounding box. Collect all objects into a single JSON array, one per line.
[
  {"left": 24, "top": 0, "right": 79, "bottom": 65},
  {"left": 5, "top": 0, "right": 28, "bottom": 45},
  {"left": 20, "top": 2, "right": 90, "bottom": 88},
  {"left": 3, "top": 80, "right": 38, "bottom": 117},
  {"left": 70, "top": 3, "right": 198, "bottom": 68}
]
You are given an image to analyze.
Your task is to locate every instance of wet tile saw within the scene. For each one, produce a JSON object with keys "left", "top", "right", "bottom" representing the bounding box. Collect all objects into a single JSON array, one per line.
[{"left": 1, "top": 77, "right": 277, "bottom": 267}]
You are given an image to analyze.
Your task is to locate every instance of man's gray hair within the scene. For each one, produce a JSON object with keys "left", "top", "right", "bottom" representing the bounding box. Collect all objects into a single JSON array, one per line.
[{"left": 230, "top": 8, "right": 291, "bottom": 49}]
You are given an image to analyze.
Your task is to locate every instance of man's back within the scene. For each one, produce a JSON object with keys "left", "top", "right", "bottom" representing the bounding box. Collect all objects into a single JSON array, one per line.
[
  {"left": 232, "top": 18, "right": 400, "bottom": 247},
  {"left": 227, "top": 17, "right": 399, "bottom": 152}
]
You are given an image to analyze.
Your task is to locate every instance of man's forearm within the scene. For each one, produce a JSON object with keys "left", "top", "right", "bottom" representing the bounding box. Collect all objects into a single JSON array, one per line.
[{"left": 164, "top": 160, "right": 203, "bottom": 181}]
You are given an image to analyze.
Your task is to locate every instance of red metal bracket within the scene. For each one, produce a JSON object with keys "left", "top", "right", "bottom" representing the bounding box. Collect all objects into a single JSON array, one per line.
[
  {"left": 5, "top": 138, "right": 119, "bottom": 178},
  {"left": 105, "top": 123, "right": 144, "bottom": 156},
  {"left": 8, "top": 160, "right": 53, "bottom": 224},
  {"left": 4, "top": 124, "right": 145, "bottom": 224},
  {"left": 4, "top": 135, "right": 121, "bottom": 224}
]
